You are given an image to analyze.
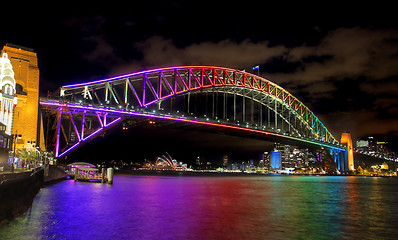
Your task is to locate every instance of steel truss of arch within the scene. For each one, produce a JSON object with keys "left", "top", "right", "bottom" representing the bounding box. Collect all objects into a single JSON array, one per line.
[
  {"left": 43, "top": 66, "right": 343, "bottom": 158},
  {"left": 41, "top": 103, "right": 123, "bottom": 158},
  {"left": 61, "top": 66, "right": 337, "bottom": 140}
]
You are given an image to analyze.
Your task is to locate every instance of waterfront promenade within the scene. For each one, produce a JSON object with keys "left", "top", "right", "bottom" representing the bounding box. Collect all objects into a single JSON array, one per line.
[
  {"left": 0, "top": 167, "right": 44, "bottom": 223},
  {"left": 0, "top": 166, "right": 67, "bottom": 223}
]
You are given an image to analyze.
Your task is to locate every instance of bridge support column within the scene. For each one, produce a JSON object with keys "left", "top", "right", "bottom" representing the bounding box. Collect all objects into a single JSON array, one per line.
[
  {"left": 341, "top": 132, "right": 355, "bottom": 172},
  {"left": 331, "top": 150, "right": 340, "bottom": 171},
  {"left": 329, "top": 149, "right": 348, "bottom": 174},
  {"left": 339, "top": 151, "right": 348, "bottom": 173}
]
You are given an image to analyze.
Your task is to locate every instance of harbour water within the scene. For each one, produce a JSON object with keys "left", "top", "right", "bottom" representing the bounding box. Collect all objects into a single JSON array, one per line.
[{"left": 1, "top": 174, "right": 398, "bottom": 239}]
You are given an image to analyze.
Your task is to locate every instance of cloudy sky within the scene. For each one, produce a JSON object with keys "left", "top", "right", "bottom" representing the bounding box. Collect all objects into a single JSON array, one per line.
[{"left": 2, "top": 2, "right": 397, "bottom": 155}]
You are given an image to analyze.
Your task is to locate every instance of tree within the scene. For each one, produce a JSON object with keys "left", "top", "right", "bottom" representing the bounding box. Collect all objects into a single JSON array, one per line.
[
  {"left": 17, "top": 148, "right": 32, "bottom": 168},
  {"left": 321, "top": 149, "right": 337, "bottom": 175}
]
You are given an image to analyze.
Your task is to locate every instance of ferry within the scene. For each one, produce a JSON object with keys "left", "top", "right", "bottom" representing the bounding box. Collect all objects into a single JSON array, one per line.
[
  {"left": 65, "top": 162, "right": 97, "bottom": 178},
  {"left": 73, "top": 167, "right": 104, "bottom": 182}
]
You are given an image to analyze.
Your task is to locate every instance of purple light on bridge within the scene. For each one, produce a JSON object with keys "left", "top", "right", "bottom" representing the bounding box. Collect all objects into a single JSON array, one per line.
[
  {"left": 41, "top": 100, "right": 344, "bottom": 159},
  {"left": 55, "top": 112, "right": 122, "bottom": 158},
  {"left": 58, "top": 66, "right": 338, "bottom": 145},
  {"left": 68, "top": 111, "right": 81, "bottom": 142},
  {"left": 61, "top": 66, "right": 239, "bottom": 89}
]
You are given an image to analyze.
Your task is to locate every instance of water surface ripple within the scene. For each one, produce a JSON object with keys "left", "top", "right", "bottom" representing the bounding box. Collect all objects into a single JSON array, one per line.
[{"left": 1, "top": 175, "right": 397, "bottom": 239}]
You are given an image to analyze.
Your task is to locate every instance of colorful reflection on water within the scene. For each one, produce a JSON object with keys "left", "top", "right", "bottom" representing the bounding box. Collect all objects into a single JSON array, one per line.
[{"left": 1, "top": 175, "right": 398, "bottom": 239}]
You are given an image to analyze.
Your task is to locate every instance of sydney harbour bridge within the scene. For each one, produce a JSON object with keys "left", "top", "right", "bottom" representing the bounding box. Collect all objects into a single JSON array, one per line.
[{"left": 40, "top": 66, "right": 354, "bottom": 172}]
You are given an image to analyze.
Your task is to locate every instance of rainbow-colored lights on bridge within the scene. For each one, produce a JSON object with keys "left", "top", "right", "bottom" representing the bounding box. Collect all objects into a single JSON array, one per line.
[{"left": 41, "top": 100, "right": 345, "bottom": 159}]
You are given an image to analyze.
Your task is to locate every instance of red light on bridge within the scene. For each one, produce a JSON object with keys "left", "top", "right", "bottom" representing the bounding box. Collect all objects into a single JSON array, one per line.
[{"left": 149, "top": 121, "right": 155, "bottom": 125}]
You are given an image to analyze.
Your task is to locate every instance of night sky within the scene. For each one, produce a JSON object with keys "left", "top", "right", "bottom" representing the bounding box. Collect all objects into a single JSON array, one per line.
[{"left": 2, "top": 2, "right": 397, "bottom": 162}]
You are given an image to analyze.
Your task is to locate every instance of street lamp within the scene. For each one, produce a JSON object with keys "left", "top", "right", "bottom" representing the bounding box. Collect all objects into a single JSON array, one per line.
[
  {"left": 35, "top": 147, "right": 42, "bottom": 166},
  {"left": 27, "top": 141, "right": 36, "bottom": 168},
  {"left": 11, "top": 133, "right": 22, "bottom": 173}
]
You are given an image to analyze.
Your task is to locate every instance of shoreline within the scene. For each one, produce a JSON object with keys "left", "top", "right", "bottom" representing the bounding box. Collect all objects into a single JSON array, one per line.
[
  {"left": 116, "top": 169, "right": 396, "bottom": 177},
  {"left": 0, "top": 168, "right": 43, "bottom": 224}
]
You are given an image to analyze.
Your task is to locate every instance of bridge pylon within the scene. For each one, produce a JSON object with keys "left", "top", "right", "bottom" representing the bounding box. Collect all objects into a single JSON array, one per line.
[{"left": 341, "top": 132, "right": 354, "bottom": 172}]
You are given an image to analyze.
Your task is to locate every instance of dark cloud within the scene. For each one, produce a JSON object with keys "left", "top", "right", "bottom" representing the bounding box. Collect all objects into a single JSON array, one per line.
[
  {"left": 110, "top": 36, "right": 287, "bottom": 74},
  {"left": 82, "top": 35, "right": 123, "bottom": 66},
  {"left": 263, "top": 28, "right": 398, "bottom": 139},
  {"left": 105, "top": 27, "right": 397, "bottom": 140},
  {"left": 273, "top": 28, "right": 398, "bottom": 82},
  {"left": 65, "top": 15, "right": 106, "bottom": 34}
]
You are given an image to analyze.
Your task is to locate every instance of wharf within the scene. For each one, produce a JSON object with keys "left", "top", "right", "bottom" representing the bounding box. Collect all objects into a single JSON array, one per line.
[{"left": 73, "top": 167, "right": 113, "bottom": 184}]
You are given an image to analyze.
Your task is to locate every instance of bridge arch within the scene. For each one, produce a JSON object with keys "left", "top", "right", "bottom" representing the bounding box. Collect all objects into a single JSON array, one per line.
[
  {"left": 59, "top": 66, "right": 338, "bottom": 144},
  {"left": 40, "top": 66, "right": 347, "bottom": 160}
]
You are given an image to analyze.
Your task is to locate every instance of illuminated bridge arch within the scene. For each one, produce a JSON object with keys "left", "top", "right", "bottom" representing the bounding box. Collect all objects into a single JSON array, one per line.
[{"left": 42, "top": 66, "right": 342, "bottom": 158}]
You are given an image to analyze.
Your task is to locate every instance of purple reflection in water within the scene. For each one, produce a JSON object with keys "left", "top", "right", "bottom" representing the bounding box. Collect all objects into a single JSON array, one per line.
[{"left": 1, "top": 175, "right": 398, "bottom": 240}]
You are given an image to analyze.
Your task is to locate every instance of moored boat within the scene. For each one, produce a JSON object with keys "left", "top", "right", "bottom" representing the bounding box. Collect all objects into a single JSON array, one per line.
[{"left": 66, "top": 162, "right": 97, "bottom": 178}]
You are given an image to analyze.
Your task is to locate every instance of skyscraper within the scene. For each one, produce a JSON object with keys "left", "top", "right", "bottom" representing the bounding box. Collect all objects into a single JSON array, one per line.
[
  {"left": 270, "top": 150, "right": 281, "bottom": 170},
  {"left": 1, "top": 44, "right": 44, "bottom": 150},
  {"left": 263, "top": 152, "right": 270, "bottom": 170},
  {"left": 223, "top": 154, "right": 228, "bottom": 167}
]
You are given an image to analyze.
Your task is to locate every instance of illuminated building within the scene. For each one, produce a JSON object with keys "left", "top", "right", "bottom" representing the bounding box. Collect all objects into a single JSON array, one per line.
[
  {"left": 380, "top": 162, "right": 389, "bottom": 170},
  {"left": 263, "top": 152, "right": 270, "bottom": 170},
  {"left": 231, "top": 163, "right": 238, "bottom": 171},
  {"left": 356, "top": 137, "right": 370, "bottom": 150},
  {"left": 223, "top": 154, "right": 228, "bottom": 167},
  {"left": 356, "top": 136, "right": 395, "bottom": 159},
  {"left": 273, "top": 143, "right": 311, "bottom": 169},
  {"left": 0, "top": 52, "right": 17, "bottom": 135},
  {"left": 249, "top": 159, "right": 254, "bottom": 171},
  {"left": 279, "top": 144, "right": 291, "bottom": 168},
  {"left": 0, "top": 122, "right": 12, "bottom": 164},
  {"left": 270, "top": 150, "right": 281, "bottom": 170},
  {"left": 1, "top": 44, "right": 45, "bottom": 150}
]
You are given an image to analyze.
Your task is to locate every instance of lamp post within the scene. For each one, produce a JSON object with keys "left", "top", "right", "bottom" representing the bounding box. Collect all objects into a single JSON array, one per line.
[
  {"left": 11, "top": 133, "right": 22, "bottom": 173},
  {"left": 35, "top": 147, "right": 42, "bottom": 166},
  {"left": 27, "top": 141, "right": 36, "bottom": 169}
]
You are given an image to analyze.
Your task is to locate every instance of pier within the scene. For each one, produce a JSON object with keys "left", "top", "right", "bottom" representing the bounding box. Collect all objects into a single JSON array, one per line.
[{"left": 73, "top": 167, "right": 113, "bottom": 184}]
